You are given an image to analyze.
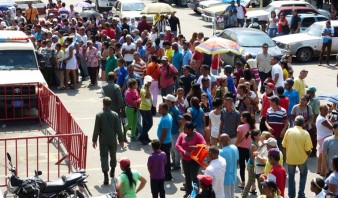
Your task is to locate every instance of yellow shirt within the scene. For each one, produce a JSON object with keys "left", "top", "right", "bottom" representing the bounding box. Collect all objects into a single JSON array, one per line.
[
  {"left": 282, "top": 126, "right": 313, "bottom": 165},
  {"left": 165, "top": 48, "right": 174, "bottom": 63},
  {"left": 58, "top": 37, "right": 65, "bottom": 52},
  {"left": 293, "top": 77, "right": 306, "bottom": 99},
  {"left": 282, "top": 68, "right": 288, "bottom": 80},
  {"left": 139, "top": 87, "right": 152, "bottom": 111},
  {"left": 264, "top": 151, "right": 283, "bottom": 175}
]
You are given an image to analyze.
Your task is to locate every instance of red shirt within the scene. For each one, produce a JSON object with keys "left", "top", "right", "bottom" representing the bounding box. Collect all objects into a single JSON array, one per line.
[
  {"left": 261, "top": 93, "right": 272, "bottom": 117},
  {"left": 101, "top": 28, "right": 115, "bottom": 40},
  {"left": 163, "top": 32, "right": 175, "bottom": 44},
  {"left": 279, "top": 96, "right": 289, "bottom": 116},
  {"left": 211, "top": 54, "right": 220, "bottom": 69},
  {"left": 269, "top": 165, "right": 286, "bottom": 197},
  {"left": 137, "top": 20, "right": 151, "bottom": 33}
]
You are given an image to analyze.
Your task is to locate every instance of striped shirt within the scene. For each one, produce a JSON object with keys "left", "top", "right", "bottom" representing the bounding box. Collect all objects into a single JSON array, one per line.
[
  {"left": 133, "top": 60, "right": 146, "bottom": 78},
  {"left": 266, "top": 107, "right": 287, "bottom": 138}
]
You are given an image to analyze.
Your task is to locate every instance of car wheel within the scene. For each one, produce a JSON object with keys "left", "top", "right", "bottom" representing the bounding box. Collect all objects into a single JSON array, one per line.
[
  {"left": 296, "top": 47, "right": 313, "bottom": 63},
  {"left": 172, "top": 0, "right": 179, "bottom": 5},
  {"left": 179, "top": 0, "right": 188, "bottom": 7}
]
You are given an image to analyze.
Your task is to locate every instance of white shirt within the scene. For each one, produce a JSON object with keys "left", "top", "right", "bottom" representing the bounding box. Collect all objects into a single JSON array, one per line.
[
  {"left": 209, "top": 110, "right": 221, "bottom": 138},
  {"left": 316, "top": 115, "right": 333, "bottom": 140},
  {"left": 121, "top": 42, "right": 136, "bottom": 62},
  {"left": 236, "top": 5, "right": 245, "bottom": 20},
  {"left": 314, "top": 191, "right": 326, "bottom": 198},
  {"left": 271, "top": 63, "right": 284, "bottom": 88},
  {"left": 205, "top": 157, "right": 226, "bottom": 198}
]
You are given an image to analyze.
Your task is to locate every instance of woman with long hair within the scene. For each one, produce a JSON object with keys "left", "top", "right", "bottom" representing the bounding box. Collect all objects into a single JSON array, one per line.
[
  {"left": 236, "top": 84, "right": 253, "bottom": 114},
  {"left": 187, "top": 97, "right": 206, "bottom": 135},
  {"left": 209, "top": 98, "right": 223, "bottom": 146},
  {"left": 238, "top": 68, "right": 258, "bottom": 95},
  {"left": 213, "top": 77, "right": 228, "bottom": 99},
  {"left": 117, "top": 157, "right": 147, "bottom": 198},
  {"left": 186, "top": 83, "right": 203, "bottom": 107},
  {"left": 189, "top": 32, "right": 198, "bottom": 53},
  {"left": 176, "top": 122, "right": 206, "bottom": 198},
  {"left": 124, "top": 79, "right": 141, "bottom": 141},
  {"left": 277, "top": 12, "right": 288, "bottom": 36},
  {"left": 55, "top": 43, "right": 65, "bottom": 89},
  {"left": 242, "top": 129, "right": 261, "bottom": 197},
  {"left": 176, "top": 88, "right": 188, "bottom": 114},
  {"left": 235, "top": 111, "right": 256, "bottom": 188},
  {"left": 266, "top": 11, "right": 278, "bottom": 37},
  {"left": 200, "top": 93, "right": 211, "bottom": 143}
]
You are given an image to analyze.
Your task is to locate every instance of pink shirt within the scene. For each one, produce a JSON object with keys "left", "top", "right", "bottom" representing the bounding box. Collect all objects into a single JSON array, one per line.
[
  {"left": 86, "top": 47, "right": 99, "bottom": 67},
  {"left": 176, "top": 132, "right": 206, "bottom": 161},
  {"left": 159, "top": 64, "right": 178, "bottom": 88},
  {"left": 237, "top": 123, "right": 252, "bottom": 149},
  {"left": 125, "top": 88, "right": 141, "bottom": 108}
]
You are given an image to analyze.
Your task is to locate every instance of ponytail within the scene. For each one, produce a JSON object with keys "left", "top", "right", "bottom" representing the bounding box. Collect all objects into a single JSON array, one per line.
[{"left": 124, "top": 166, "right": 136, "bottom": 189}]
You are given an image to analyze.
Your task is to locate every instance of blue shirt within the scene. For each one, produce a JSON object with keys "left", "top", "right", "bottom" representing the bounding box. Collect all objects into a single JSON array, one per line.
[
  {"left": 182, "top": 49, "right": 192, "bottom": 66},
  {"left": 227, "top": 76, "right": 236, "bottom": 95},
  {"left": 172, "top": 50, "right": 183, "bottom": 70},
  {"left": 35, "top": 31, "right": 42, "bottom": 40},
  {"left": 138, "top": 46, "right": 146, "bottom": 60},
  {"left": 283, "top": 89, "right": 299, "bottom": 115},
  {"left": 157, "top": 113, "right": 173, "bottom": 144},
  {"left": 202, "top": 87, "right": 213, "bottom": 109},
  {"left": 117, "top": 66, "right": 128, "bottom": 88},
  {"left": 124, "top": 72, "right": 143, "bottom": 89},
  {"left": 168, "top": 106, "right": 182, "bottom": 135},
  {"left": 188, "top": 107, "right": 204, "bottom": 129},
  {"left": 220, "top": 145, "right": 239, "bottom": 185}
]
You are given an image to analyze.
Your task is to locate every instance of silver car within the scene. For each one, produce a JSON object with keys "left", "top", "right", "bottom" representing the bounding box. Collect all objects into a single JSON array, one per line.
[
  {"left": 216, "top": 28, "right": 282, "bottom": 65},
  {"left": 273, "top": 21, "right": 338, "bottom": 63}
]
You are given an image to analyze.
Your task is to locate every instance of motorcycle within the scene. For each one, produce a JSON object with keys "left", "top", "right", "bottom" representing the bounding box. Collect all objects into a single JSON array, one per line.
[{"left": 3, "top": 153, "right": 92, "bottom": 198}]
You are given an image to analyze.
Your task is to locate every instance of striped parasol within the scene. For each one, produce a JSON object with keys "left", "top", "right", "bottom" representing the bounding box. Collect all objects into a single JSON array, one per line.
[{"left": 195, "top": 37, "right": 243, "bottom": 55}]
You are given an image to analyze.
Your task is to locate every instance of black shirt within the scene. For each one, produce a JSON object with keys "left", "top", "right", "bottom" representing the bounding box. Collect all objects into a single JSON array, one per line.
[
  {"left": 168, "top": 16, "right": 180, "bottom": 32},
  {"left": 179, "top": 73, "right": 196, "bottom": 96},
  {"left": 290, "top": 15, "right": 300, "bottom": 30}
]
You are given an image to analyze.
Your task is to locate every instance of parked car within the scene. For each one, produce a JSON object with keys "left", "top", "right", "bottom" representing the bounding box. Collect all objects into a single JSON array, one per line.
[
  {"left": 197, "top": 0, "right": 224, "bottom": 15},
  {"left": 246, "top": 1, "right": 330, "bottom": 22},
  {"left": 15, "top": 0, "right": 46, "bottom": 16},
  {"left": 216, "top": 28, "right": 282, "bottom": 65},
  {"left": 188, "top": 0, "right": 206, "bottom": 14},
  {"left": 273, "top": 21, "right": 338, "bottom": 63},
  {"left": 202, "top": 0, "right": 268, "bottom": 22},
  {"left": 112, "top": 0, "right": 153, "bottom": 25},
  {"left": 160, "top": 0, "right": 188, "bottom": 7},
  {"left": 285, "top": 13, "right": 328, "bottom": 33}
]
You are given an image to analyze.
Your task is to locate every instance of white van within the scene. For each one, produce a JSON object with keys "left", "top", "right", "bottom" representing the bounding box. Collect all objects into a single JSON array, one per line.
[{"left": 0, "top": 30, "right": 46, "bottom": 112}]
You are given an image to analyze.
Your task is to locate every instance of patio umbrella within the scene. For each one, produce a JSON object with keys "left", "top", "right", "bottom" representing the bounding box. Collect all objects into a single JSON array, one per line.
[
  {"left": 317, "top": 94, "right": 338, "bottom": 104},
  {"left": 140, "top": 2, "right": 175, "bottom": 15},
  {"left": 79, "top": 10, "right": 100, "bottom": 18},
  {"left": 195, "top": 37, "right": 243, "bottom": 55},
  {"left": 74, "top": 2, "right": 94, "bottom": 8}
]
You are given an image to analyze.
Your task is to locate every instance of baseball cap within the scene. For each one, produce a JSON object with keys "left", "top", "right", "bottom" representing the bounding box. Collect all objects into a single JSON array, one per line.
[
  {"left": 197, "top": 174, "right": 213, "bottom": 187},
  {"left": 261, "top": 180, "right": 278, "bottom": 189},
  {"left": 161, "top": 56, "right": 168, "bottom": 61},
  {"left": 163, "top": 94, "right": 176, "bottom": 102},
  {"left": 118, "top": 157, "right": 131, "bottom": 169},
  {"left": 52, "top": 35, "right": 59, "bottom": 40},
  {"left": 165, "top": 26, "right": 171, "bottom": 31},
  {"left": 268, "top": 95, "right": 280, "bottom": 104},
  {"left": 144, "top": 75, "right": 153, "bottom": 84},
  {"left": 266, "top": 82, "right": 275, "bottom": 90},
  {"left": 263, "top": 137, "right": 277, "bottom": 147},
  {"left": 306, "top": 86, "right": 317, "bottom": 93},
  {"left": 284, "top": 78, "right": 294, "bottom": 85}
]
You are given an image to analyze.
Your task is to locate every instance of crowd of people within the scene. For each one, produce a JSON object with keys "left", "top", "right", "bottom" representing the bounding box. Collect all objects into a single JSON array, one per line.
[{"left": 2, "top": 0, "right": 338, "bottom": 197}]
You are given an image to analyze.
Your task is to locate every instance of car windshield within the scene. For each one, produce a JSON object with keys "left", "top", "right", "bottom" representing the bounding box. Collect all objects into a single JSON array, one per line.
[
  {"left": 264, "top": 5, "right": 275, "bottom": 13},
  {"left": 237, "top": 33, "right": 275, "bottom": 47},
  {"left": 304, "top": 23, "right": 323, "bottom": 37},
  {"left": 0, "top": 50, "right": 38, "bottom": 70},
  {"left": 122, "top": 3, "right": 145, "bottom": 11}
]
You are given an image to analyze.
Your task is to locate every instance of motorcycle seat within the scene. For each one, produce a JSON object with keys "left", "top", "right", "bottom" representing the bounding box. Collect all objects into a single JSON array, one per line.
[
  {"left": 62, "top": 173, "right": 83, "bottom": 186},
  {"left": 44, "top": 178, "right": 65, "bottom": 193}
]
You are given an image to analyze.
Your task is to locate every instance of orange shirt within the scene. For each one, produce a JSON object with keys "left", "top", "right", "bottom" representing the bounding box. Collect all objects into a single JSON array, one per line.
[
  {"left": 146, "top": 62, "right": 160, "bottom": 81},
  {"left": 25, "top": 7, "right": 39, "bottom": 21}
]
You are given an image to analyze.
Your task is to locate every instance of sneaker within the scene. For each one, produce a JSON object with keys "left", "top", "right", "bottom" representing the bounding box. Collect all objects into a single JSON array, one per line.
[{"left": 180, "top": 186, "right": 186, "bottom": 191}]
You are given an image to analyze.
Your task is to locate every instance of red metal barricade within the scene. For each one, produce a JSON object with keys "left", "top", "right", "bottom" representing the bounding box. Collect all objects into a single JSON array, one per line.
[
  {"left": 0, "top": 83, "right": 88, "bottom": 187},
  {"left": 0, "top": 134, "right": 87, "bottom": 187},
  {"left": 0, "top": 83, "right": 41, "bottom": 122}
]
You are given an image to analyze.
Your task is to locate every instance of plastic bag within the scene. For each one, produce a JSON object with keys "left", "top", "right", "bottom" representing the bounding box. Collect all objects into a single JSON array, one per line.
[{"left": 189, "top": 183, "right": 198, "bottom": 198}]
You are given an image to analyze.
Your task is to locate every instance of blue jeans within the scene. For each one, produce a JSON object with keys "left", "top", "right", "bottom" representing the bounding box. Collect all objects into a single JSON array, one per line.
[
  {"left": 171, "top": 133, "right": 181, "bottom": 167},
  {"left": 268, "top": 28, "right": 277, "bottom": 38},
  {"left": 288, "top": 162, "right": 308, "bottom": 198}
]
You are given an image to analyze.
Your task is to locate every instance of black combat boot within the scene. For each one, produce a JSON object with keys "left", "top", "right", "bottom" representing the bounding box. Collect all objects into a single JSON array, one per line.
[
  {"left": 110, "top": 167, "right": 115, "bottom": 178},
  {"left": 103, "top": 171, "right": 109, "bottom": 185}
]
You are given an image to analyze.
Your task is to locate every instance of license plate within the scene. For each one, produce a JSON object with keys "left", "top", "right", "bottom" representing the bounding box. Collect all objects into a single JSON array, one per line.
[{"left": 12, "top": 101, "right": 23, "bottom": 107}]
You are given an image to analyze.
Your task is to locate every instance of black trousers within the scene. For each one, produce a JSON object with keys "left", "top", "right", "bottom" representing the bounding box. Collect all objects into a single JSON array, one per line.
[
  {"left": 139, "top": 110, "right": 153, "bottom": 141},
  {"left": 238, "top": 147, "right": 250, "bottom": 182},
  {"left": 182, "top": 159, "right": 200, "bottom": 196},
  {"left": 87, "top": 67, "right": 98, "bottom": 85},
  {"left": 150, "top": 179, "right": 165, "bottom": 198},
  {"left": 161, "top": 143, "right": 172, "bottom": 179}
]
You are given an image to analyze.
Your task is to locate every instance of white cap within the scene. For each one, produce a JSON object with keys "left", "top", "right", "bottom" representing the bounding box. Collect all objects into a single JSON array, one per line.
[
  {"left": 263, "top": 138, "right": 277, "bottom": 147},
  {"left": 163, "top": 94, "right": 176, "bottom": 102},
  {"left": 165, "top": 26, "right": 171, "bottom": 31},
  {"left": 144, "top": 75, "right": 153, "bottom": 84}
]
